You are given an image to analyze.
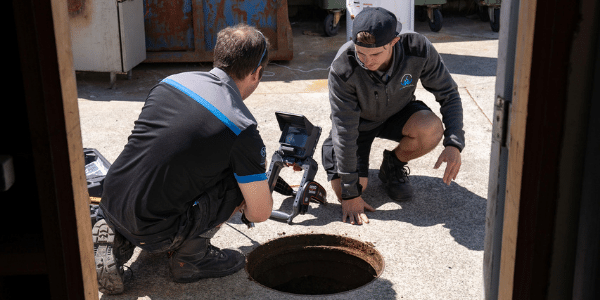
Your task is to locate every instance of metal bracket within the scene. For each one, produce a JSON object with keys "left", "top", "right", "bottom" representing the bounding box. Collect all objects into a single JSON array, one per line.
[{"left": 492, "top": 96, "right": 511, "bottom": 147}]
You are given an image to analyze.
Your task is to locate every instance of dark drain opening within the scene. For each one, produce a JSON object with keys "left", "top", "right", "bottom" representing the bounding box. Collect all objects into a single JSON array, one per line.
[{"left": 246, "top": 234, "right": 384, "bottom": 295}]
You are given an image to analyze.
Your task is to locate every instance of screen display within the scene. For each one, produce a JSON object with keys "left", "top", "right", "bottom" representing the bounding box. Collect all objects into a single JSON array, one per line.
[{"left": 284, "top": 126, "right": 307, "bottom": 147}]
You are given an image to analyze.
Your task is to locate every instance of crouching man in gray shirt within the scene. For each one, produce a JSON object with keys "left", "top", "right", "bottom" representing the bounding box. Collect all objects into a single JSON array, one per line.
[{"left": 322, "top": 7, "right": 465, "bottom": 225}]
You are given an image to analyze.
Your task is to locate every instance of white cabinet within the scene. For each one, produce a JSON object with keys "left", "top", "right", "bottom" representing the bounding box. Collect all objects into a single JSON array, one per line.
[{"left": 70, "top": 0, "right": 146, "bottom": 88}]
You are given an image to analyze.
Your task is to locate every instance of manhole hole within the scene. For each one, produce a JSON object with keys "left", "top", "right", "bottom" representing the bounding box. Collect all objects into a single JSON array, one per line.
[{"left": 246, "top": 234, "right": 384, "bottom": 295}]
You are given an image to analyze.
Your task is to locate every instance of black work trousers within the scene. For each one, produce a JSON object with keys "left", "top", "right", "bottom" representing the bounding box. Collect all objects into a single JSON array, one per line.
[{"left": 98, "top": 173, "right": 243, "bottom": 254}]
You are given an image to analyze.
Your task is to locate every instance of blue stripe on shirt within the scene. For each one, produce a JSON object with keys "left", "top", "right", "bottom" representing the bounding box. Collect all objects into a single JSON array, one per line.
[
  {"left": 162, "top": 78, "right": 242, "bottom": 135},
  {"left": 234, "top": 173, "right": 267, "bottom": 183}
]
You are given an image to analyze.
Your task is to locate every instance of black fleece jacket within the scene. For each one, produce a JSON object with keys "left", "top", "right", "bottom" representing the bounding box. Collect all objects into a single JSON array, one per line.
[{"left": 328, "top": 33, "right": 465, "bottom": 198}]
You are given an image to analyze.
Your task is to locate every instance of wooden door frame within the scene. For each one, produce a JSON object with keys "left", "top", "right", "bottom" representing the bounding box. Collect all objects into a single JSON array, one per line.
[
  {"left": 12, "top": 0, "right": 98, "bottom": 298},
  {"left": 498, "top": 0, "right": 598, "bottom": 298}
]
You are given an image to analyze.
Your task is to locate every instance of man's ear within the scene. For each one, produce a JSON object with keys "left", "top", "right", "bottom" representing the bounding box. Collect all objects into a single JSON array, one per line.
[
  {"left": 250, "top": 66, "right": 263, "bottom": 81},
  {"left": 390, "top": 36, "right": 401, "bottom": 47},
  {"left": 252, "top": 66, "right": 263, "bottom": 81}
]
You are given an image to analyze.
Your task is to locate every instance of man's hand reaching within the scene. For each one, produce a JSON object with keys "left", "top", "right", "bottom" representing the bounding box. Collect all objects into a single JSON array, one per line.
[
  {"left": 434, "top": 146, "right": 462, "bottom": 186},
  {"left": 341, "top": 196, "right": 375, "bottom": 225}
]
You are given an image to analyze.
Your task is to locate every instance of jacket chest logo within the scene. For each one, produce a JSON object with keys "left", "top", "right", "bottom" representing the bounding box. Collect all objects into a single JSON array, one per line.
[
  {"left": 399, "top": 74, "right": 414, "bottom": 91},
  {"left": 401, "top": 74, "right": 413, "bottom": 86}
]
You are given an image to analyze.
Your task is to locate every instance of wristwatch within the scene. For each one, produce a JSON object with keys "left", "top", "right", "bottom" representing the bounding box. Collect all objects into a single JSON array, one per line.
[{"left": 341, "top": 183, "right": 363, "bottom": 201}]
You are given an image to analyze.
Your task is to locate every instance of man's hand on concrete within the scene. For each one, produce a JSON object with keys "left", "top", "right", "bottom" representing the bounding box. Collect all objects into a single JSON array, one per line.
[
  {"left": 434, "top": 146, "right": 462, "bottom": 186},
  {"left": 341, "top": 196, "right": 375, "bottom": 225}
]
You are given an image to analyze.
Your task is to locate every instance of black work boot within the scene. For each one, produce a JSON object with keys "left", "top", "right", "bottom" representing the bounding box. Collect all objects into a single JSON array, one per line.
[
  {"left": 378, "top": 149, "right": 414, "bottom": 202},
  {"left": 169, "top": 235, "right": 245, "bottom": 283},
  {"left": 93, "top": 219, "right": 135, "bottom": 295}
]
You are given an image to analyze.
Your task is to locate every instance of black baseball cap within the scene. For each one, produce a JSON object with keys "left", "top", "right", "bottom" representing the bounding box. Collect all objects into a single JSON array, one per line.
[{"left": 352, "top": 7, "right": 402, "bottom": 48}]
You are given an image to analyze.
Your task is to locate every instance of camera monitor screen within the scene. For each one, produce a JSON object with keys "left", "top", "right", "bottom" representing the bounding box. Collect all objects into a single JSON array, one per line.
[
  {"left": 284, "top": 126, "right": 307, "bottom": 147},
  {"left": 275, "top": 111, "right": 321, "bottom": 160}
]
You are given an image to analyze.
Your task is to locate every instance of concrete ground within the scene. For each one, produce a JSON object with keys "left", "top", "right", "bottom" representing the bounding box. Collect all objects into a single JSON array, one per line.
[{"left": 77, "top": 12, "right": 498, "bottom": 300}]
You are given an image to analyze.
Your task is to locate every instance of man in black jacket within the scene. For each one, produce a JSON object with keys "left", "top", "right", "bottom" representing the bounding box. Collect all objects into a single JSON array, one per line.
[
  {"left": 322, "top": 7, "right": 465, "bottom": 225},
  {"left": 93, "top": 24, "right": 273, "bottom": 294}
]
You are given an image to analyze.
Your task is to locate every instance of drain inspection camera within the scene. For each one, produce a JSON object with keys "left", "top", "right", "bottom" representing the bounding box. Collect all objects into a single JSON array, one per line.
[{"left": 249, "top": 111, "right": 327, "bottom": 225}]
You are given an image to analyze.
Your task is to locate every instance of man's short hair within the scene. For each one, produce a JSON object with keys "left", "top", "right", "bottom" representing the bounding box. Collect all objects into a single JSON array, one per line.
[
  {"left": 214, "top": 24, "right": 270, "bottom": 80},
  {"left": 352, "top": 7, "right": 401, "bottom": 48},
  {"left": 356, "top": 31, "right": 377, "bottom": 46}
]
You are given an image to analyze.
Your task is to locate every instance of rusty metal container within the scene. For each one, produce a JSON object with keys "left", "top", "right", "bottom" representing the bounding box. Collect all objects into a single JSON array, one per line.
[{"left": 143, "top": 0, "right": 293, "bottom": 62}]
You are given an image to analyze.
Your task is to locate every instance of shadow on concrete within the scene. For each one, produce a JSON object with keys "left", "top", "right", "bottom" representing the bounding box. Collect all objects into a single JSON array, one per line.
[
  {"left": 370, "top": 174, "right": 486, "bottom": 251},
  {"left": 287, "top": 172, "right": 486, "bottom": 251},
  {"left": 440, "top": 53, "right": 497, "bottom": 77},
  {"left": 415, "top": 14, "right": 500, "bottom": 43},
  {"left": 353, "top": 277, "right": 398, "bottom": 299}
]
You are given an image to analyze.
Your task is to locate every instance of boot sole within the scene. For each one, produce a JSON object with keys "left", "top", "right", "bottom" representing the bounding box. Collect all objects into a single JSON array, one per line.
[{"left": 93, "top": 220, "right": 125, "bottom": 294}]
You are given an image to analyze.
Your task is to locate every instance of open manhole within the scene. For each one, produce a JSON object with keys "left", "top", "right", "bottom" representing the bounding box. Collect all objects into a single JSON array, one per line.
[{"left": 246, "top": 234, "right": 384, "bottom": 295}]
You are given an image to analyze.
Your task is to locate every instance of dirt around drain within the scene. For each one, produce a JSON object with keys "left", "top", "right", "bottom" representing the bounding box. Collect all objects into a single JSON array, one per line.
[{"left": 245, "top": 234, "right": 384, "bottom": 295}]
